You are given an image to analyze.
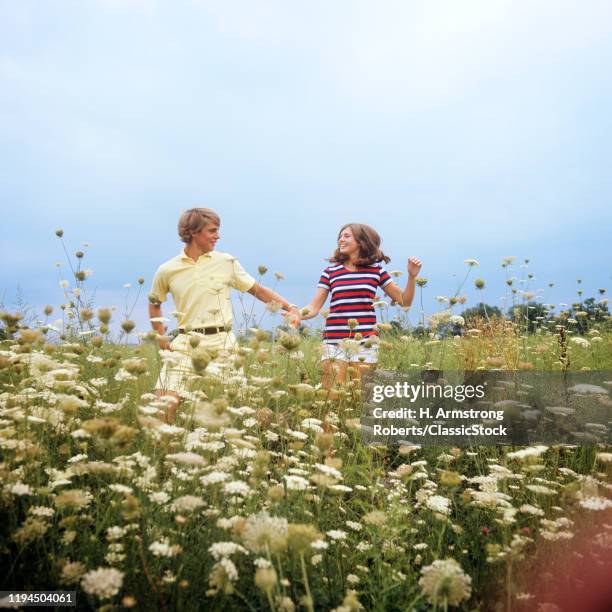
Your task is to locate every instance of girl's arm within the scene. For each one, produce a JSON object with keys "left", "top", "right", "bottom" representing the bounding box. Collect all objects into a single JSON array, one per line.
[
  {"left": 300, "top": 288, "right": 329, "bottom": 320},
  {"left": 382, "top": 257, "right": 422, "bottom": 307}
]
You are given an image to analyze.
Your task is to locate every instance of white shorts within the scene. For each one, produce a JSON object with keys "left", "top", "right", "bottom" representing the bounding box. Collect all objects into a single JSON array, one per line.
[
  {"left": 321, "top": 341, "right": 379, "bottom": 364},
  {"left": 155, "top": 331, "right": 238, "bottom": 393}
]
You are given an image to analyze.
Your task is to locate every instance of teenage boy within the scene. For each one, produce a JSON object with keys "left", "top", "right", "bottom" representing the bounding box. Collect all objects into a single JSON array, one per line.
[{"left": 149, "top": 207, "right": 300, "bottom": 421}]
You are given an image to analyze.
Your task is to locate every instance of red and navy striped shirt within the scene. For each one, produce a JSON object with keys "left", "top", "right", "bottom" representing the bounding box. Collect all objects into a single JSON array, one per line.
[{"left": 318, "top": 263, "right": 393, "bottom": 344}]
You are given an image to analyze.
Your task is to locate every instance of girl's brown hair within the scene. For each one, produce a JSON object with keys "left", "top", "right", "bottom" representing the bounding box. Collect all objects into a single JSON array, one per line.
[{"left": 330, "top": 223, "right": 390, "bottom": 266}]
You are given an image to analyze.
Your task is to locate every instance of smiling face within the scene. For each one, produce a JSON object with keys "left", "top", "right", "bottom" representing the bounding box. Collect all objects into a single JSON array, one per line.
[
  {"left": 191, "top": 222, "right": 220, "bottom": 253},
  {"left": 337, "top": 226, "right": 360, "bottom": 261},
  {"left": 332, "top": 223, "right": 388, "bottom": 267}
]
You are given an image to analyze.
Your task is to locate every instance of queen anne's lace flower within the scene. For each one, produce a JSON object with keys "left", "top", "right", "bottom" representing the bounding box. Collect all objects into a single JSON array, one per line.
[
  {"left": 419, "top": 559, "right": 472, "bottom": 607},
  {"left": 242, "top": 511, "right": 288, "bottom": 554},
  {"left": 81, "top": 567, "right": 124, "bottom": 599},
  {"left": 425, "top": 495, "right": 451, "bottom": 516},
  {"left": 208, "top": 541, "right": 248, "bottom": 560},
  {"left": 579, "top": 496, "right": 612, "bottom": 510},
  {"left": 284, "top": 475, "right": 309, "bottom": 490}
]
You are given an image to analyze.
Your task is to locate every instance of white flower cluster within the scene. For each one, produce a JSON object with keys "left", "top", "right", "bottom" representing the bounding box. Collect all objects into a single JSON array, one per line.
[
  {"left": 81, "top": 567, "right": 124, "bottom": 599},
  {"left": 149, "top": 538, "right": 181, "bottom": 558},
  {"left": 284, "top": 475, "right": 309, "bottom": 490},
  {"left": 419, "top": 559, "right": 472, "bottom": 606},
  {"left": 209, "top": 541, "right": 248, "bottom": 561},
  {"left": 507, "top": 446, "right": 548, "bottom": 461},
  {"left": 425, "top": 495, "right": 451, "bottom": 516}
]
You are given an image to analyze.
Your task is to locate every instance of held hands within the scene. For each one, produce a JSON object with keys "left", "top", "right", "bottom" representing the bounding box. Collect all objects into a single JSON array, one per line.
[
  {"left": 158, "top": 337, "right": 173, "bottom": 351},
  {"left": 407, "top": 256, "right": 422, "bottom": 279},
  {"left": 283, "top": 306, "right": 301, "bottom": 329}
]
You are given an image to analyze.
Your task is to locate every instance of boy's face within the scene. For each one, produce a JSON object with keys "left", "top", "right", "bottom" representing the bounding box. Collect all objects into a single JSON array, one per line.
[{"left": 192, "top": 222, "right": 220, "bottom": 253}]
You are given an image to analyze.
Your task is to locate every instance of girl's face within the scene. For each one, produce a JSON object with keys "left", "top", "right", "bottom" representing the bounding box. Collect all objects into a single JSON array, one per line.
[{"left": 338, "top": 226, "right": 360, "bottom": 260}]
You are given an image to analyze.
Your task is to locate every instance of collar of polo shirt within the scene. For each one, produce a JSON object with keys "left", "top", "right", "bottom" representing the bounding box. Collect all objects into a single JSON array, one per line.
[{"left": 180, "top": 249, "right": 213, "bottom": 262}]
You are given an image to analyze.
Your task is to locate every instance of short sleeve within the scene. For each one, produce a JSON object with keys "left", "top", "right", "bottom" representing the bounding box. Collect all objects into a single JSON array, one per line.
[
  {"left": 379, "top": 266, "right": 393, "bottom": 288},
  {"left": 149, "top": 266, "right": 169, "bottom": 304},
  {"left": 318, "top": 269, "right": 330, "bottom": 291},
  {"left": 230, "top": 258, "right": 256, "bottom": 292}
]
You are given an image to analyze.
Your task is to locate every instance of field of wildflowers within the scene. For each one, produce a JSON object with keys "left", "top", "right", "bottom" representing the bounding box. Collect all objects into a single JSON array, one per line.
[{"left": 1, "top": 238, "right": 611, "bottom": 611}]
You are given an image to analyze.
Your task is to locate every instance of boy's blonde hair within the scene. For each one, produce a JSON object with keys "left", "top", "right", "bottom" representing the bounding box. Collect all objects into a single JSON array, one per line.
[{"left": 178, "top": 208, "right": 221, "bottom": 243}]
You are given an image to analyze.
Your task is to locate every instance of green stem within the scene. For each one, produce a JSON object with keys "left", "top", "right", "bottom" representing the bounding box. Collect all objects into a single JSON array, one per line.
[
  {"left": 436, "top": 523, "right": 447, "bottom": 557},
  {"left": 300, "top": 553, "right": 314, "bottom": 612},
  {"left": 419, "top": 286, "right": 425, "bottom": 329},
  {"left": 234, "top": 588, "right": 258, "bottom": 612},
  {"left": 127, "top": 284, "right": 143, "bottom": 319},
  {"left": 405, "top": 591, "right": 425, "bottom": 610},
  {"left": 275, "top": 553, "right": 286, "bottom": 593},
  {"left": 506, "top": 555, "right": 513, "bottom": 612},
  {"left": 454, "top": 266, "right": 472, "bottom": 297}
]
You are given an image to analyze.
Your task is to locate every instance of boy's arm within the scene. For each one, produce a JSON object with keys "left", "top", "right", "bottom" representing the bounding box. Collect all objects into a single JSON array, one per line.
[
  {"left": 148, "top": 266, "right": 172, "bottom": 348},
  {"left": 247, "top": 282, "right": 301, "bottom": 327},
  {"left": 148, "top": 302, "right": 172, "bottom": 350}
]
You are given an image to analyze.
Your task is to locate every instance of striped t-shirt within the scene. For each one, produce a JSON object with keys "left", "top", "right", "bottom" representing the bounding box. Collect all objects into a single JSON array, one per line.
[{"left": 318, "top": 263, "right": 393, "bottom": 344}]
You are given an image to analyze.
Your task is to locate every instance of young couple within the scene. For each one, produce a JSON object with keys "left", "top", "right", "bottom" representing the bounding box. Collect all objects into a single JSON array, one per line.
[{"left": 149, "top": 208, "right": 421, "bottom": 418}]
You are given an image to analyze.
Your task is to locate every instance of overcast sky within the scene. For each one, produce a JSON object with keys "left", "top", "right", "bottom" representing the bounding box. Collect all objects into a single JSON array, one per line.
[{"left": 1, "top": 0, "right": 611, "bottom": 332}]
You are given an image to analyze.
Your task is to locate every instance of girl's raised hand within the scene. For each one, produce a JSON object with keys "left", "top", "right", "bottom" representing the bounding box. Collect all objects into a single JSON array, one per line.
[{"left": 407, "top": 256, "right": 422, "bottom": 278}]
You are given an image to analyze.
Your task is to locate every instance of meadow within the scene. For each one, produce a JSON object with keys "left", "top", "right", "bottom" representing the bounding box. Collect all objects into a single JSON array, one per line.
[{"left": 1, "top": 245, "right": 611, "bottom": 611}]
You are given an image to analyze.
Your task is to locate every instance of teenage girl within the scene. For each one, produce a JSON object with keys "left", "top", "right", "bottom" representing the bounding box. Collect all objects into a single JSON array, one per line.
[{"left": 299, "top": 223, "right": 422, "bottom": 388}]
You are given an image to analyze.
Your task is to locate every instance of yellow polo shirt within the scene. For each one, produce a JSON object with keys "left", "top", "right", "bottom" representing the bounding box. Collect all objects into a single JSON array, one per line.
[{"left": 149, "top": 250, "right": 256, "bottom": 329}]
